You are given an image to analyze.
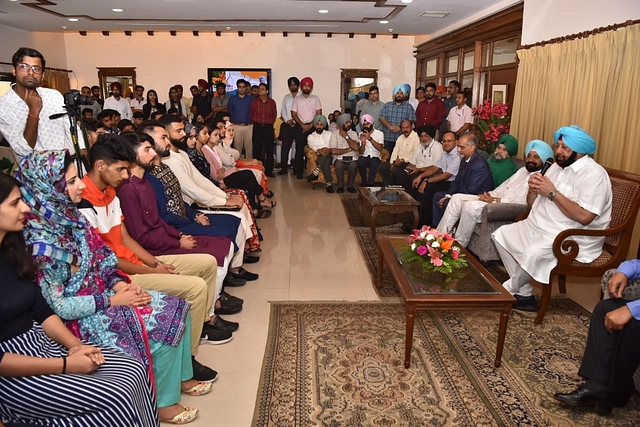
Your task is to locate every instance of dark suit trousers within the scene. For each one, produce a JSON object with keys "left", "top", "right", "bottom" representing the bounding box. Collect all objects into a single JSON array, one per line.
[
  {"left": 416, "top": 181, "right": 450, "bottom": 227},
  {"left": 357, "top": 156, "right": 381, "bottom": 185},
  {"left": 292, "top": 124, "right": 313, "bottom": 176},
  {"left": 578, "top": 298, "right": 640, "bottom": 396},
  {"left": 378, "top": 162, "right": 407, "bottom": 186},
  {"left": 391, "top": 167, "right": 421, "bottom": 194},
  {"left": 279, "top": 123, "right": 295, "bottom": 170},
  {"left": 252, "top": 123, "right": 274, "bottom": 175}
]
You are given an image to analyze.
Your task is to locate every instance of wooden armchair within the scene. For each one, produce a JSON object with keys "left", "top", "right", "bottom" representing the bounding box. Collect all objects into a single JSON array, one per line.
[
  {"left": 304, "top": 145, "right": 390, "bottom": 188},
  {"left": 533, "top": 167, "right": 640, "bottom": 324}
]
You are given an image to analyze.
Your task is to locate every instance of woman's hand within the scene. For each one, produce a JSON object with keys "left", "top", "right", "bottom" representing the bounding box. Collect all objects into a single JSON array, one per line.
[
  {"left": 68, "top": 344, "right": 105, "bottom": 366},
  {"left": 179, "top": 235, "right": 198, "bottom": 249},
  {"left": 110, "top": 284, "right": 152, "bottom": 307},
  {"left": 66, "top": 346, "right": 104, "bottom": 374}
]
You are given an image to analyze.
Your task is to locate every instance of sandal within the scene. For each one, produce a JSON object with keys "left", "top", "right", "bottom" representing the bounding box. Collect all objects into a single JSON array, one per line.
[
  {"left": 182, "top": 381, "right": 213, "bottom": 396},
  {"left": 255, "top": 210, "right": 272, "bottom": 219},
  {"left": 162, "top": 407, "right": 199, "bottom": 424},
  {"left": 260, "top": 200, "right": 276, "bottom": 210},
  {"left": 265, "top": 190, "right": 275, "bottom": 198}
]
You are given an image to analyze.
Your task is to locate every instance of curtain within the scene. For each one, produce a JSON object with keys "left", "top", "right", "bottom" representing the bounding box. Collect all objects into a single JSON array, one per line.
[
  {"left": 511, "top": 24, "right": 640, "bottom": 173},
  {"left": 511, "top": 24, "right": 640, "bottom": 257},
  {"left": 41, "top": 69, "right": 71, "bottom": 94}
]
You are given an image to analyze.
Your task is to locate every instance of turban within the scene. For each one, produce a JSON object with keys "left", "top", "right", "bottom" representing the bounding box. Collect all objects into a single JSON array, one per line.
[
  {"left": 553, "top": 125, "right": 596, "bottom": 154},
  {"left": 525, "top": 140, "right": 554, "bottom": 162},
  {"left": 403, "top": 84, "right": 411, "bottom": 95},
  {"left": 393, "top": 84, "right": 408, "bottom": 97},
  {"left": 110, "top": 81, "right": 122, "bottom": 91},
  {"left": 300, "top": 77, "right": 313, "bottom": 89},
  {"left": 361, "top": 114, "right": 374, "bottom": 125},
  {"left": 416, "top": 124, "right": 436, "bottom": 139},
  {"left": 498, "top": 134, "right": 518, "bottom": 156},
  {"left": 336, "top": 114, "right": 350, "bottom": 128},
  {"left": 437, "top": 85, "right": 446, "bottom": 93},
  {"left": 348, "top": 92, "right": 356, "bottom": 101},
  {"left": 358, "top": 91, "right": 366, "bottom": 99},
  {"left": 312, "top": 115, "right": 327, "bottom": 128},
  {"left": 287, "top": 76, "right": 300, "bottom": 86},
  {"left": 198, "top": 79, "right": 209, "bottom": 89}
]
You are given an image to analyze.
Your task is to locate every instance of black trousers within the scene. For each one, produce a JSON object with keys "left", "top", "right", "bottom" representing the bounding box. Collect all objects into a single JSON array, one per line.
[
  {"left": 391, "top": 167, "right": 421, "bottom": 194},
  {"left": 292, "top": 124, "right": 313, "bottom": 177},
  {"left": 378, "top": 161, "right": 406, "bottom": 187},
  {"left": 279, "top": 123, "right": 295, "bottom": 170},
  {"left": 415, "top": 180, "right": 451, "bottom": 227},
  {"left": 252, "top": 123, "right": 275, "bottom": 175},
  {"left": 223, "top": 169, "right": 263, "bottom": 210},
  {"left": 578, "top": 298, "right": 640, "bottom": 396}
]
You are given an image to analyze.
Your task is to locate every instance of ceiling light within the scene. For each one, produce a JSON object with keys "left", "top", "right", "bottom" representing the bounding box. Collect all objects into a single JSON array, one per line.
[
  {"left": 419, "top": 11, "right": 450, "bottom": 18},
  {"left": 318, "top": 10, "right": 329, "bottom": 14},
  {"left": 401, "top": 0, "right": 413, "bottom": 3},
  {"left": 68, "top": 18, "right": 78, "bottom": 22},
  {"left": 112, "top": 8, "right": 124, "bottom": 12},
  {"left": 380, "top": 20, "right": 389, "bottom": 24}
]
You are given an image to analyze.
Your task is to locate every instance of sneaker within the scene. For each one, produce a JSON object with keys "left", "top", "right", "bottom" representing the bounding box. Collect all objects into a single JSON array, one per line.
[
  {"left": 243, "top": 254, "right": 260, "bottom": 264},
  {"left": 192, "top": 357, "right": 218, "bottom": 382},
  {"left": 307, "top": 172, "right": 319, "bottom": 182},
  {"left": 230, "top": 267, "right": 259, "bottom": 281},
  {"left": 200, "top": 325, "right": 233, "bottom": 345},
  {"left": 211, "top": 316, "right": 240, "bottom": 332},
  {"left": 215, "top": 298, "right": 243, "bottom": 315},
  {"left": 326, "top": 184, "right": 334, "bottom": 194}
]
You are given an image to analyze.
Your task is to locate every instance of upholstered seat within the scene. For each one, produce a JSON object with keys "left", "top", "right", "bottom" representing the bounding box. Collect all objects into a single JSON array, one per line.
[{"left": 304, "top": 146, "right": 390, "bottom": 187}]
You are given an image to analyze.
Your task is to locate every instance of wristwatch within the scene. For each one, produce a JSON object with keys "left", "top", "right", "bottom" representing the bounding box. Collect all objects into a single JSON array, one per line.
[{"left": 548, "top": 191, "right": 556, "bottom": 201}]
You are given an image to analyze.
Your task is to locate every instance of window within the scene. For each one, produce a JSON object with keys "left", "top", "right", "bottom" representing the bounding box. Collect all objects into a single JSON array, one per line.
[
  {"left": 463, "top": 51, "right": 474, "bottom": 71},
  {"left": 492, "top": 37, "right": 518, "bottom": 66},
  {"left": 447, "top": 55, "right": 458, "bottom": 74},
  {"left": 425, "top": 58, "right": 437, "bottom": 77}
]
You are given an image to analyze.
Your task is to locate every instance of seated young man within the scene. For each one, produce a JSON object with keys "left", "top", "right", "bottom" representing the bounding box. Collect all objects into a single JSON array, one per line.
[
  {"left": 356, "top": 114, "right": 384, "bottom": 186},
  {"left": 305, "top": 114, "right": 335, "bottom": 192}
]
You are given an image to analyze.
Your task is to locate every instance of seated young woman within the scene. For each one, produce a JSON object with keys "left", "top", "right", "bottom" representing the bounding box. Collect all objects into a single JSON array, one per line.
[
  {"left": 0, "top": 173, "right": 158, "bottom": 426},
  {"left": 16, "top": 150, "right": 209, "bottom": 424}
]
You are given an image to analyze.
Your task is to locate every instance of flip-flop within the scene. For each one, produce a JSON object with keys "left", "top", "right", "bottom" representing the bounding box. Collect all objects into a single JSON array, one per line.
[
  {"left": 255, "top": 210, "right": 272, "bottom": 219},
  {"left": 260, "top": 200, "right": 276, "bottom": 209},
  {"left": 265, "top": 190, "right": 275, "bottom": 198}
]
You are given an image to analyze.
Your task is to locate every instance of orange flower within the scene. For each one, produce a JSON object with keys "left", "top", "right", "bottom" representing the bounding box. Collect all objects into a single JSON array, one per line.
[{"left": 440, "top": 239, "right": 454, "bottom": 252}]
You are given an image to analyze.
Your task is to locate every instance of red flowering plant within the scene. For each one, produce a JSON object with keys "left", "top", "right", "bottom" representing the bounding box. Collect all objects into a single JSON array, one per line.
[
  {"left": 472, "top": 100, "right": 511, "bottom": 153},
  {"left": 399, "top": 226, "right": 467, "bottom": 275}
]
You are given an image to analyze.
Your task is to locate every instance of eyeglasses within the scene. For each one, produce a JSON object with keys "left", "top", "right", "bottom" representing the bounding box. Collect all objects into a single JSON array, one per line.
[{"left": 16, "top": 63, "right": 43, "bottom": 74}]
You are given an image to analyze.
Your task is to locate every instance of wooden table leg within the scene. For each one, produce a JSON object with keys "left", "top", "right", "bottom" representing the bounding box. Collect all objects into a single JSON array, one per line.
[
  {"left": 411, "top": 206, "right": 419, "bottom": 231},
  {"left": 404, "top": 303, "right": 417, "bottom": 368},
  {"left": 494, "top": 303, "right": 512, "bottom": 368},
  {"left": 377, "top": 238, "right": 384, "bottom": 286},
  {"left": 370, "top": 207, "right": 379, "bottom": 240}
]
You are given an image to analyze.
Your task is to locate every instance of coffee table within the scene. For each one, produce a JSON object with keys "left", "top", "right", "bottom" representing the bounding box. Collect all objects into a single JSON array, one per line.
[
  {"left": 357, "top": 186, "right": 420, "bottom": 240},
  {"left": 376, "top": 234, "right": 515, "bottom": 368}
]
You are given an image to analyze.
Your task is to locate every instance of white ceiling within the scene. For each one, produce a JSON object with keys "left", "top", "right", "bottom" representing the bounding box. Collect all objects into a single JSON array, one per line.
[{"left": 0, "top": 0, "right": 507, "bottom": 36}]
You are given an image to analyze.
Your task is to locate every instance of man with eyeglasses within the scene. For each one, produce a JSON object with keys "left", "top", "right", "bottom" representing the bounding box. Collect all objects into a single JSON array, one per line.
[
  {"left": 0, "top": 47, "right": 81, "bottom": 158},
  {"left": 227, "top": 79, "right": 255, "bottom": 160}
]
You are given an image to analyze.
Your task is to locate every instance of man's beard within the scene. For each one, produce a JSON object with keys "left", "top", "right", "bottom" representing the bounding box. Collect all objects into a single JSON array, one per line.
[
  {"left": 556, "top": 150, "right": 578, "bottom": 168},
  {"left": 315, "top": 128, "right": 324, "bottom": 134},
  {"left": 155, "top": 144, "right": 171, "bottom": 158},
  {"left": 493, "top": 152, "right": 507, "bottom": 161},
  {"left": 302, "top": 89, "right": 311, "bottom": 95},
  {"left": 420, "top": 139, "right": 431, "bottom": 147},
  {"left": 362, "top": 126, "right": 373, "bottom": 133},
  {"left": 139, "top": 157, "right": 157, "bottom": 171},
  {"left": 395, "top": 95, "right": 404, "bottom": 103},
  {"left": 525, "top": 161, "right": 542, "bottom": 173},
  {"left": 170, "top": 136, "right": 189, "bottom": 152},
  {"left": 425, "top": 94, "right": 434, "bottom": 100}
]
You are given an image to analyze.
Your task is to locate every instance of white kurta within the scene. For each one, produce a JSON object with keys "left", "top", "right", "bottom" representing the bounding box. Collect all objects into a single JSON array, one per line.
[
  {"left": 104, "top": 96, "right": 133, "bottom": 121},
  {"left": 409, "top": 140, "right": 443, "bottom": 168},
  {"left": 492, "top": 156, "right": 611, "bottom": 284}
]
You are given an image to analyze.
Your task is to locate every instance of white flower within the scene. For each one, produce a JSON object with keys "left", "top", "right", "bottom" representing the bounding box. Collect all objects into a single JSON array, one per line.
[
  {"left": 431, "top": 241, "right": 440, "bottom": 248},
  {"left": 426, "top": 234, "right": 435, "bottom": 241},
  {"left": 420, "top": 231, "right": 427, "bottom": 239},
  {"left": 411, "top": 242, "right": 417, "bottom": 251},
  {"left": 453, "top": 246, "right": 460, "bottom": 252}
]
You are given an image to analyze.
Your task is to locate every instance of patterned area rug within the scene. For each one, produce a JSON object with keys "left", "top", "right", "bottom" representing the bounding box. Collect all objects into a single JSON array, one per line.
[{"left": 253, "top": 301, "right": 640, "bottom": 427}]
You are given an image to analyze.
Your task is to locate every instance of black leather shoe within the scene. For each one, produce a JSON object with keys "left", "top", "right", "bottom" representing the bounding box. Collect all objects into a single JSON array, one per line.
[
  {"left": 223, "top": 274, "right": 247, "bottom": 287},
  {"left": 231, "top": 267, "right": 259, "bottom": 281},
  {"left": 211, "top": 316, "right": 240, "bottom": 332},
  {"left": 243, "top": 254, "right": 260, "bottom": 264},
  {"left": 307, "top": 172, "right": 319, "bottom": 182},
  {"left": 214, "top": 299, "right": 242, "bottom": 315},
  {"left": 553, "top": 385, "right": 627, "bottom": 415},
  {"left": 347, "top": 187, "right": 357, "bottom": 194},
  {"left": 192, "top": 357, "right": 218, "bottom": 382},
  {"left": 220, "top": 291, "right": 243, "bottom": 305},
  {"left": 326, "top": 185, "right": 334, "bottom": 194},
  {"left": 336, "top": 187, "right": 344, "bottom": 194},
  {"left": 278, "top": 169, "right": 288, "bottom": 175},
  {"left": 296, "top": 174, "right": 303, "bottom": 180},
  {"left": 513, "top": 294, "right": 539, "bottom": 312},
  {"left": 266, "top": 173, "right": 276, "bottom": 178}
]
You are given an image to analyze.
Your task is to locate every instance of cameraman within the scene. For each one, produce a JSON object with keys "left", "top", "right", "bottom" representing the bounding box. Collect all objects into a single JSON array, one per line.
[{"left": 0, "top": 47, "right": 85, "bottom": 159}]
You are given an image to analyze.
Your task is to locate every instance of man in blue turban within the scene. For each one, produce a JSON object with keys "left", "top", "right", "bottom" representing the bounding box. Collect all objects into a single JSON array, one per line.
[
  {"left": 437, "top": 139, "right": 549, "bottom": 247},
  {"left": 492, "top": 125, "right": 612, "bottom": 312},
  {"left": 379, "top": 84, "right": 416, "bottom": 153}
]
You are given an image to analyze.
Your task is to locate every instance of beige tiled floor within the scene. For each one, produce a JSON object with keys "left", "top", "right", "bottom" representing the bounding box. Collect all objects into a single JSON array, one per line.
[{"left": 183, "top": 173, "right": 602, "bottom": 426}]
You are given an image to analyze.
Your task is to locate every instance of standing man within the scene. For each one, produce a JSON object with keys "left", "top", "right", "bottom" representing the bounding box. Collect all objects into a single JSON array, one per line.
[
  {"left": 446, "top": 91, "right": 473, "bottom": 136},
  {"left": 164, "top": 86, "right": 187, "bottom": 121},
  {"left": 81, "top": 85, "right": 102, "bottom": 118},
  {"left": 212, "top": 82, "right": 229, "bottom": 115},
  {"left": 440, "top": 80, "right": 460, "bottom": 137},
  {"left": 360, "top": 86, "right": 384, "bottom": 132},
  {"left": 129, "top": 85, "right": 145, "bottom": 115},
  {"left": 192, "top": 79, "right": 214, "bottom": 121},
  {"left": 0, "top": 47, "right": 77, "bottom": 157},
  {"left": 379, "top": 85, "right": 416, "bottom": 153},
  {"left": 103, "top": 82, "right": 133, "bottom": 121},
  {"left": 290, "top": 77, "right": 322, "bottom": 179},
  {"left": 415, "top": 83, "right": 445, "bottom": 130},
  {"left": 91, "top": 85, "right": 104, "bottom": 108},
  {"left": 492, "top": 126, "right": 612, "bottom": 311},
  {"left": 278, "top": 77, "right": 300, "bottom": 175},
  {"left": 227, "top": 79, "right": 254, "bottom": 159},
  {"left": 250, "top": 83, "right": 277, "bottom": 177}
]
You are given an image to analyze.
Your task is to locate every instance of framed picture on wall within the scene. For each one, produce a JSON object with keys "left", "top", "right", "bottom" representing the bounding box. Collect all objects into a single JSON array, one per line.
[{"left": 491, "top": 84, "right": 507, "bottom": 104}]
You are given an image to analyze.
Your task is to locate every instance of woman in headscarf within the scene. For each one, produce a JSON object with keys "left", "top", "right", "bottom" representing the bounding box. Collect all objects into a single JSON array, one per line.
[
  {"left": 0, "top": 173, "right": 159, "bottom": 427},
  {"left": 17, "top": 150, "right": 210, "bottom": 424}
]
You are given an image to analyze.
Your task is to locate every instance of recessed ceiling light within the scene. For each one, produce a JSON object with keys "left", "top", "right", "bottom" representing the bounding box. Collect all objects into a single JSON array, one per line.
[
  {"left": 419, "top": 11, "right": 450, "bottom": 18},
  {"left": 112, "top": 8, "right": 124, "bottom": 12},
  {"left": 401, "top": 0, "right": 413, "bottom": 3},
  {"left": 318, "top": 10, "right": 329, "bottom": 14},
  {"left": 68, "top": 18, "right": 78, "bottom": 22},
  {"left": 380, "top": 20, "right": 389, "bottom": 24}
]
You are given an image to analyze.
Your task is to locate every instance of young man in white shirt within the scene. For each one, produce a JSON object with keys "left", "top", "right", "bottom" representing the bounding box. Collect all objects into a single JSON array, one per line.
[
  {"left": 356, "top": 114, "right": 384, "bottom": 186},
  {"left": 446, "top": 92, "right": 473, "bottom": 135}
]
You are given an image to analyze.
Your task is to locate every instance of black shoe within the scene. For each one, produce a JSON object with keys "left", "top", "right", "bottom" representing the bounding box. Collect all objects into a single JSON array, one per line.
[
  {"left": 326, "top": 185, "right": 334, "bottom": 194},
  {"left": 553, "top": 385, "right": 627, "bottom": 415},
  {"left": 243, "top": 254, "right": 260, "bottom": 264},
  {"left": 307, "top": 172, "right": 319, "bottom": 182},
  {"left": 347, "top": 187, "right": 357, "bottom": 194},
  {"left": 278, "top": 169, "right": 288, "bottom": 175},
  {"left": 296, "top": 174, "right": 303, "bottom": 180},
  {"left": 192, "top": 357, "right": 218, "bottom": 382},
  {"left": 513, "top": 294, "right": 539, "bottom": 312},
  {"left": 199, "top": 326, "right": 233, "bottom": 345},
  {"left": 220, "top": 291, "right": 244, "bottom": 305},
  {"left": 215, "top": 298, "right": 243, "bottom": 315},
  {"left": 336, "top": 187, "right": 344, "bottom": 194},
  {"left": 211, "top": 316, "right": 240, "bottom": 332},
  {"left": 231, "top": 267, "right": 259, "bottom": 281},
  {"left": 266, "top": 173, "right": 276, "bottom": 178},
  {"left": 224, "top": 274, "right": 247, "bottom": 287}
]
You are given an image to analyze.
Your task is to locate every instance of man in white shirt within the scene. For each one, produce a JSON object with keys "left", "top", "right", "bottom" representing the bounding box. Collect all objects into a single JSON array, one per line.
[
  {"left": 492, "top": 126, "right": 612, "bottom": 312},
  {"left": 356, "top": 114, "right": 384, "bottom": 186},
  {"left": 378, "top": 119, "right": 419, "bottom": 186},
  {"left": 291, "top": 77, "right": 322, "bottom": 179},
  {"left": 305, "top": 115, "right": 335, "bottom": 193},
  {"left": 437, "top": 140, "right": 553, "bottom": 247},
  {"left": 103, "top": 81, "right": 133, "bottom": 121},
  {"left": 129, "top": 85, "right": 146, "bottom": 115},
  {"left": 0, "top": 47, "right": 78, "bottom": 158},
  {"left": 392, "top": 124, "right": 443, "bottom": 193},
  {"left": 278, "top": 77, "right": 300, "bottom": 175},
  {"left": 330, "top": 114, "right": 359, "bottom": 193},
  {"left": 446, "top": 92, "right": 473, "bottom": 135}
]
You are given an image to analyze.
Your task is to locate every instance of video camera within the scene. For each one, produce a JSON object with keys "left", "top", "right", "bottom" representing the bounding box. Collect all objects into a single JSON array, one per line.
[{"left": 63, "top": 89, "right": 94, "bottom": 117}]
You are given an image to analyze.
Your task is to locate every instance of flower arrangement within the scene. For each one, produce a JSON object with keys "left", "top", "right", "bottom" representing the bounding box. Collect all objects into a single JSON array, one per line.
[
  {"left": 399, "top": 226, "right": 467, "bottom": 275},
  {"left": 472, "top": 100, "right": 510, "bottom": 153}
]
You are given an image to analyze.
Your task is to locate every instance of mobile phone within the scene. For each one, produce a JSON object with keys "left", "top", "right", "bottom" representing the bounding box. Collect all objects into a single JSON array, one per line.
[{"left": 404, "top": 168, "right": 412, "bottom": 174}]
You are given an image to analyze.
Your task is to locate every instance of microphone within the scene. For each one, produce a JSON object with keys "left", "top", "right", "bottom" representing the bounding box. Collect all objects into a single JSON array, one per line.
[{"left": 540, "top": 158, "right": 554, "bottom": 176}]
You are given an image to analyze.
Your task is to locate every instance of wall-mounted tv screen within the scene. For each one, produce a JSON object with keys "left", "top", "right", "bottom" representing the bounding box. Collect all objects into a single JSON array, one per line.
[{"left": 207, "top": 68, "right": 272, "bottom": 97}]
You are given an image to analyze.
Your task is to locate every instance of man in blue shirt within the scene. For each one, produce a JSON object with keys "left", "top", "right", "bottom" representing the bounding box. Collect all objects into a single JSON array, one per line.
[
  {"left": 379, "top": 85, "right": 416, "bottom": 153},
  {"left": 554, "top": 259, "right": 640, "bottom": 415},
  {"left": 227, "top": 79, "right": 254, "bottom": 159}
]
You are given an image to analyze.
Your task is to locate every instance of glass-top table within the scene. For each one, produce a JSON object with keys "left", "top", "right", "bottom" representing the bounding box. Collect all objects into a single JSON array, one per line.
[
  {"left": 357, "top": 186, "right": 420, "bottom": 240},
  {"left": 376, "top": 234, "right": 515, "bottom": 368}
]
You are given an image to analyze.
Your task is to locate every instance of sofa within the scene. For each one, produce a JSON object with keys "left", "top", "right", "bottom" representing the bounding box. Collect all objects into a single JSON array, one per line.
[{"left": 304, "top": 145, "right": 390, "bottom": 188}]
